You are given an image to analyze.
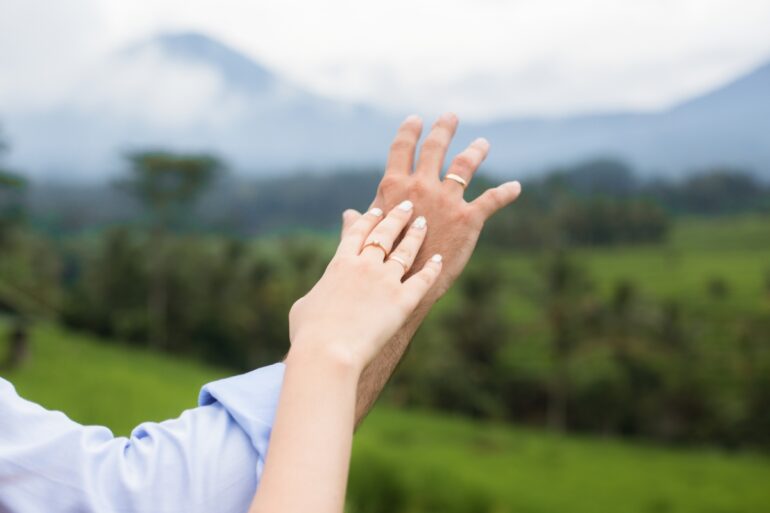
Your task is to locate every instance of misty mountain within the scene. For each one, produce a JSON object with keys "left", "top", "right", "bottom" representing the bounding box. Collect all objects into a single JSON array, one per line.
[{"left": 2, "top": 32, "right": 769, "bottom": 181}]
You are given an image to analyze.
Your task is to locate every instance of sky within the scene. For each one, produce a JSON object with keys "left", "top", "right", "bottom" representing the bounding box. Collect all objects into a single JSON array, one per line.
[{"left": 1, "top": 0, "right": 770, "bottom": 120}]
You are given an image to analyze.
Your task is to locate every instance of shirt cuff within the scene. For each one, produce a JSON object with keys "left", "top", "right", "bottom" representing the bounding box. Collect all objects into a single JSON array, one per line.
[{"left": 198, "top": 362, "right": 285, "bottom": 476}]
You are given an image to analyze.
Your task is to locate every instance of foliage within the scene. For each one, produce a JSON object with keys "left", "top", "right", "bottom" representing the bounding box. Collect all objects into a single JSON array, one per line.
[
  {"left": 116, "top": 151, "right": 224, "bottom": 230},
  {"left": 22, "top": 163, "right": 769, "bottom": 246},
  {"left": 3, "top": 154, "right": 770, "bottom": 448},
  {"left": 3, "top": 322, "right": 769, "bottom": 513},
  {"left": 0, "top": 127, "right": 27, "bottom": 246}
]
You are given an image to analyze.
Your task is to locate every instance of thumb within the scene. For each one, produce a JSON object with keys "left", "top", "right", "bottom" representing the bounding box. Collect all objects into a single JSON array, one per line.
[{"left": 340, "top": 209, "right": 363, "bottom": 239}]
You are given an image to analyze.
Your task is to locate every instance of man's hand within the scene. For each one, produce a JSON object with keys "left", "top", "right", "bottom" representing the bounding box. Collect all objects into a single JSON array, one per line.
[
  {"left": 343, "top": 112, "right": 521, "bottom": 307},
  {"left": 342, "top": 112, "right": 521, "bottom": 424}
]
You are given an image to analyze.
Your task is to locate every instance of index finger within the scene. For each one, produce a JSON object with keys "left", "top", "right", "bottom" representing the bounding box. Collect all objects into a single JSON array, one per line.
[{"left": 385, "top": 115, "right": 423, "bottom": 176}]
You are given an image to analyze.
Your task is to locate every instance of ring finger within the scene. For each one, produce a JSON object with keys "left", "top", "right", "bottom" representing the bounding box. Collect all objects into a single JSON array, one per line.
[
  {"left": 360, "top": 200, "right": 415, "bottom": 261},
  {"left": 385, "top": 215, "right": 427, "bottom": 278},
  {"left": 442, "top": 138, "right": 490, "bottom": 194}
]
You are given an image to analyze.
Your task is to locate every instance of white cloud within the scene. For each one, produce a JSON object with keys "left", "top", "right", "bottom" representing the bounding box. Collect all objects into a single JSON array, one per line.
[
  {"left": 0, "top": 0, "right": 105, "bottom": 109},
  {"left": 2, "top": 0, "right": 770, "bottom": 119},
  {"left": 73, "top": 45, "right": 246, "bottom": 129}
]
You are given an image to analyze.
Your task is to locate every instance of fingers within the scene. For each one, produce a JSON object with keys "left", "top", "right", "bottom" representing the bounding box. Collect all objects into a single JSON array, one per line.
[
  {"left": 415, "top": 112, "right": 459, "bottom": 178},
  {"left": 443, "top": 138, "right": 490, "bottom": 193},
  {"left": 385, "top": 115, "right": 423, "bottom": 176},
  {"left": 336, "top": 207, "right": 384, "bottom": 256},
  {"left": 340, "top": 209, "right": 362, "bottom": 240},
  {"left": 384, "top": 215, "right": 427, "bottom": 277},
  {"left": 401, "top": 254, "right": 443, "bottom": 308},
  {"left": 360, "top": 200, "right": 415, "bottom": 261},
  {"left": 470, "top": 181, "right": 522, "bottom": 220}
]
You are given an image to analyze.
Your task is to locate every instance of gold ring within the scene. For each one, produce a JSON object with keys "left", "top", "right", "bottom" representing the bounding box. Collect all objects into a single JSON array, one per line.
[
  {"left": 363, "top": 239, "right": 389, "bottom": 257},
  {"left": 387, "top": 255, "right": 410, "bottom": 274},
  {"left": 445, "top": 173, "right": 468, "bottom": 188}
]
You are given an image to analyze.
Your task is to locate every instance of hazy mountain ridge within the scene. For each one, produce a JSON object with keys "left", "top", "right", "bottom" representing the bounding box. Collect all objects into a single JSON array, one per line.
[{"left": 2, "top": 32, "right": 769, "bottom": 180}]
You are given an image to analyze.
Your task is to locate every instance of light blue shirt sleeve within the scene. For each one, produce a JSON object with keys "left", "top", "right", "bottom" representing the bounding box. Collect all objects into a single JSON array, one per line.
[{"left": 0, "top": 362, "right": 285, "bottom": 513}]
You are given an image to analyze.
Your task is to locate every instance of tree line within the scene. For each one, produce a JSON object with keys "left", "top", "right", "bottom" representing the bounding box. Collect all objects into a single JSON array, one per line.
[{"left": 1, "top": 143, "right": 769, "bottom": 449}]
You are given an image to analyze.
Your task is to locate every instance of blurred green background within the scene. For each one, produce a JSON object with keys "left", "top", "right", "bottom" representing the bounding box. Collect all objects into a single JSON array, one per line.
[{"left": 1, "top": 143, "right": 769, "bottom": 512}]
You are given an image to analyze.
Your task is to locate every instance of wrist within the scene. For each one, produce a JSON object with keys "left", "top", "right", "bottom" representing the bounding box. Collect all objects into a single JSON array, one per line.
[{"left": 286, "top": 339, "right": 364, "bottom": 379}]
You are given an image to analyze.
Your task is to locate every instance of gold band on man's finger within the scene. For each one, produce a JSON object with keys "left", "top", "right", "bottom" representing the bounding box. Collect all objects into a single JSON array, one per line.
[{"left": 445, "top": 173, "right": 468, "bottom": 188}]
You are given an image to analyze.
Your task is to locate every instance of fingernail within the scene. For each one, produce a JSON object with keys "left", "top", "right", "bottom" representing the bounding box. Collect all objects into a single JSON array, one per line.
[
  {"left": 369, "top": 207, "right": 383, "bottom": 217},
  {"left": 405, "top": 114, "right": 421, "bottom": 123},
  {"left": 412, "top": 216, "right": 427, "bottom": 229},
  {"left": 398, "top": 200, "right": 413, "bottom": 212},
  {"left": 473, "top": 137, "right": 490, "bottom": 149},
  {"left": 439, "top": 112, "right": 457, "bottom": 124},
  {"left": 431, "top": 254, "right": 443, "bottom": 263}
]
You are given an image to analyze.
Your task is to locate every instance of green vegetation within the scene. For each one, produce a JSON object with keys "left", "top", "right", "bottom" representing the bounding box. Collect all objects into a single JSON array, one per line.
[
  {"left": 352, "top": 409, "right": 770, "bottom": 513},
  {"left": 1, "top": 322, "right": 228, "bottom": 434},
  {"left": 2, "top": 322, "right": 768, "bottom": 513},
  {"left": 2, "top": 153, "right": 770, "bottom": 449}
]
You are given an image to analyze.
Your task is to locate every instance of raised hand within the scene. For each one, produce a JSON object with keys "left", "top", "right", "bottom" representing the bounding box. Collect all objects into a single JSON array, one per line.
[
  {"left": 344, "top": 112, "right": 521, "bottom": 300},
  {"left": 289, "top": 200, "right": 442, "bottom": 371},
  {"left": 340, "top": 113, "right": 521, "bottom": 423}
]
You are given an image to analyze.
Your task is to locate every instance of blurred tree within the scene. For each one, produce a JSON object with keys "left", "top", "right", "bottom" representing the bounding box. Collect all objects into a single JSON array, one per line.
[
  {"left": 0, "top": 125, "right": 27, "bottom": 248},
  {"left": 649, "top": 169, "right": 768, "bottom": 215},
  {"left": 116, "top": 151, "right": 224, "bottom": 348},
  {"left": 544, "top": 158, "right": 638, "bottom": 198},
  {"left": 706, "top": 276, "right": 730, "bottom": 301},
  {"left": 440, "top": 263, "right": 509, "bottom": 417},
  {"left": 1, "top": 318, "right": 29, "bottom": 371},
  {"left": 557, "top": 199, "right": 670, "bottom": 246},
  {"left": 541, "top": 251, "right": 593, "bottom": 431}
]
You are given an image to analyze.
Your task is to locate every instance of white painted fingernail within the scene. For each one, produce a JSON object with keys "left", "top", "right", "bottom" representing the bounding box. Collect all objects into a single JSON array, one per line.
[
  {"left": 405, "top": 114, "right": 421, "bottom": 123},
  {"left": 412, "top": 216, "right": 426, "bottom": 229},
  {"left": 431, "top": 254, "right": 443, "bottom": 263},
  {"left": 369, "top": 207, "right": 383, "bottom": 217},
  {"left": 473, "top": 137, "right": 490, "bottom": 149},
  {"left": 398, "top": 200, "right": 413, "bottom": 212}
]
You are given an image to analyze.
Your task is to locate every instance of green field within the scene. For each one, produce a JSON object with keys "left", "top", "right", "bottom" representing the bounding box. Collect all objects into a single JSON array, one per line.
[
  {"left": 487, "top": 215, "right": 770, "bottom": 323},
  {"left": 2, "top": 322, "right": 769, "bottom": 513}
]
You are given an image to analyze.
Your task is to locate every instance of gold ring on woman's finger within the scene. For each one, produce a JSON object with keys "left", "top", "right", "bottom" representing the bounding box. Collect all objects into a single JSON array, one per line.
[
  {"left": 363, "top": 239, "right": 389, "bottom": 258},
  {"left": 387, "top": 255, "right": 410, "bottom": 274}
]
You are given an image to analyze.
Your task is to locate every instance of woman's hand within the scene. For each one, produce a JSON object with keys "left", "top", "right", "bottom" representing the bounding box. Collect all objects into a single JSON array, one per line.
[
  {"left": 252, "top": 203, "right": 440, "bottom": 513},
  {"left": 287, "top": 199, "right": 442, "bottom": 372}
]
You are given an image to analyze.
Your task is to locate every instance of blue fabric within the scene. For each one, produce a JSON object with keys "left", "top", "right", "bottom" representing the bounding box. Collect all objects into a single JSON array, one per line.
[{"left": 0, "top": 363, "right": 285, "bottom": 513}]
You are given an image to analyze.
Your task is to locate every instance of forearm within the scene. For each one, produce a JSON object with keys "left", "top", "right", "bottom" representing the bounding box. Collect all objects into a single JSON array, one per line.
[
  {"left": 250, "top": 347, "right": 360, "bottom": 513},
  {"left": 0, "top": 376, "right": 268, "bottom": 513},
  {"left": 355, "top": 300, "right": 432, "bottom": 425}
]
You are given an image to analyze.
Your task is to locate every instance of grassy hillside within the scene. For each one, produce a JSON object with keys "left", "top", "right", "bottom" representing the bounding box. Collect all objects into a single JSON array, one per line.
[
  {"left": 489, "top": 215, "right": 770, "bottom": 323},
  {"left": 2, "top": 322, "right": 769, "bottom": 512}
]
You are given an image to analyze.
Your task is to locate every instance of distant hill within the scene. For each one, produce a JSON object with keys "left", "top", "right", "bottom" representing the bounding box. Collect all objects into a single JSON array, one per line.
[{"left": 3, "top": 32, "right": 769, "bottom": 180}]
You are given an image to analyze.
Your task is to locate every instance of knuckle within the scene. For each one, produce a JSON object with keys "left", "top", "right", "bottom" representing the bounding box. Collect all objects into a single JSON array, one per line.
[
  {"left": 390, "top": 137, "right": 413, "bottom": 153},
  {"left": 452, "top": 153, "right": 475, "bottom": 173},
  {"left": 466, "top": 204, "right": 487, "bottom": 227},
  {"left": 416, "top": 268, "right": 435, "bottom": 286},
  {"left": 330, "top": 255, "right": 351, "bottom": 269},
  {"left": 409, "top": 177, "right": 431, "bottom": 197},
  {"left": 361, "top": 257, "right": 383, "bottom": 272},
  {"left": 377, "top": 175, "right": 403, "bottom": 196},
  {"left": 485, "top": 188, "right": 504, "bottom": 208},
  {"left": 347, "top": 224, "right": 368, "bottom": 239},
  {"left": 421, "top": 138, "right": 446, "bottom": 154},
  {"left": 454, "top": 204, "right": 479, "bottom": 226}
]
